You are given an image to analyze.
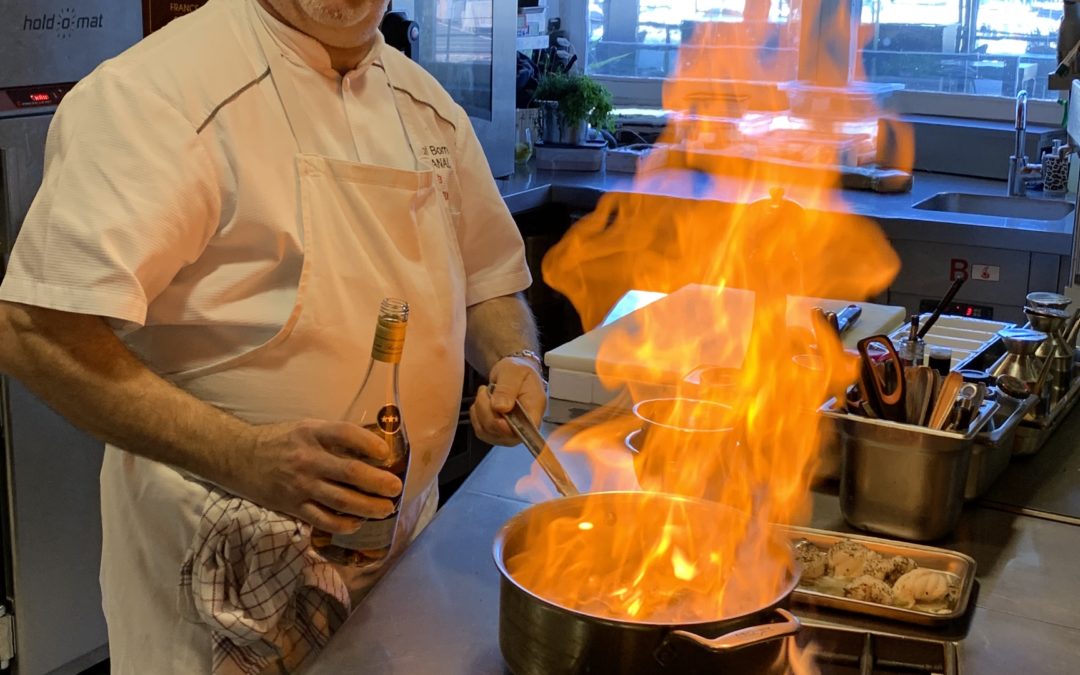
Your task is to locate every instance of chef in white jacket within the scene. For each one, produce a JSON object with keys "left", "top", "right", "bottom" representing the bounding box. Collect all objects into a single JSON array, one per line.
[{"left": 0, "top": 0, "right": 546, "bottom": 672}]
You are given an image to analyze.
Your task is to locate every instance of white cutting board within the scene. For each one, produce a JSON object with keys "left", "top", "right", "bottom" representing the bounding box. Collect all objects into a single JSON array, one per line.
[{"left": 545, "top": 284, "right": 906, "bottom": 404}]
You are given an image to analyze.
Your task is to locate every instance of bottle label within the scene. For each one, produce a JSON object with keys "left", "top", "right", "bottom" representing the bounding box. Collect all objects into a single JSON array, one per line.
[
  {"left": 372, "top": 319, "right": 406, "bottom": 363},
  {"left": 331, "top": 514, "right": 398, "bottom": 551},
  {"left": 377, "top": 404, "right": 402, "bottom": 434}
]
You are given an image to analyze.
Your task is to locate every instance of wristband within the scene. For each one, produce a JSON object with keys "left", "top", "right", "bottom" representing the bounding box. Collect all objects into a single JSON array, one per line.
[{"left": 504, "top": 349, "right": 544, "bottom": 374}]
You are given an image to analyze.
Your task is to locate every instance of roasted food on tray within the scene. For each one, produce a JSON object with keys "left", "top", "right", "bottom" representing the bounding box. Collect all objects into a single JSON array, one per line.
[{"left": 794, "top": 538, "right": 959, "bottom": 613}]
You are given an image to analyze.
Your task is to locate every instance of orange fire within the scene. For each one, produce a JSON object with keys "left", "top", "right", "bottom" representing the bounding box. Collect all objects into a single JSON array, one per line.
[{"left": 510, "top": 4, "right": 907, "bottom": 633}]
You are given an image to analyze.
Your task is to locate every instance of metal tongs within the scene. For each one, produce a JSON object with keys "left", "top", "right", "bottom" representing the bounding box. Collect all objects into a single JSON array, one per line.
[{"left": 489, "top": 384, "right": 579, "bottom": 496}]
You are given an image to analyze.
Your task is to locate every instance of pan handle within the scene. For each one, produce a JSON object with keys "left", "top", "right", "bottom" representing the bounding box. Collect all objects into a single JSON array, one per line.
[{"left": 654, "top": 608, "right": 800, "bottom": 665}]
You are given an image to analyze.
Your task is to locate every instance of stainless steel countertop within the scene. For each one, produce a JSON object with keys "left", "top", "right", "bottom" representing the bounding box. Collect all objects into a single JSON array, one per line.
[
  {"left": 980, "top": 406, "right": 1080, "bottom": 521},
  {"left": 497, "top": 166, "right": 1076, "bottom": 255},
  {"left": 304, "top": 165, "right": 1080, "bottom": 672},
  {"left": 307, "top": 421, "right": 1080, "bottom": 674}
]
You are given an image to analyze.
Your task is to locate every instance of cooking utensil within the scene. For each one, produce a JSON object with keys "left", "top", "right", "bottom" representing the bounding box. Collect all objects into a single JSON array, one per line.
[
  {"left": 946, "top": 382, "right": 981, "bottom": 432},
  {"left": 895, "top": 314, "right": 924, "bottom": 368},
  {"left": 1024, "top": 306, "right": 1073, "bottom": 405},
  {"left": 1026, "top": 291, "right": 1072, "bottom": 311},
  {"left": 811, "top": 304, "right": 861, "bottom": 338},
  {"left": 493, "top": 492, "right": 801, "bottom": 675},
  {"left": 995, "top": 374, "right": 1030, "bottom": 399},
  {"left": 1064, "top": 309, "right": 1080, "bottom": 351},
  {"left": 810, "top": 306, "right": 833, "bottom": 345},
  {"left": 824, "top": 310, "right": 840, "bottom": 333},
  {"left": 989, "top": 328, "right": 1047, "bottom": 390},
  {"left": 1025, "top": 306, "right": 1071, "bottom": 360},
  {"left": 844, "top": 383, "right": 866, "bottom": 415},
  {"left": 904, "top": 366, "right": 934, "bottom": 427},
  {"left": 857, "top": 335, "right": 906, "bottom": 423},
  {"left": 630, "top": 398, "right": 737, "bottom": 500},
  {"left": 917, "top": 277, "right": 966, "bottom": 339},
  {"left": 834, "top": 304, "right": 862, "bottom": 335},
  {"left": 491, "top": 384, "right": 579, "bottom": 496},
  {"left": 927, "top": 371, "right": 963, "bottom": 431}
]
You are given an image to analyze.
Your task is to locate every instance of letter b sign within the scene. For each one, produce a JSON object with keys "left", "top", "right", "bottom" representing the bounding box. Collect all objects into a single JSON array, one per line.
[{"left": 950, "top": 258, "right": 969, "bottom": 281}]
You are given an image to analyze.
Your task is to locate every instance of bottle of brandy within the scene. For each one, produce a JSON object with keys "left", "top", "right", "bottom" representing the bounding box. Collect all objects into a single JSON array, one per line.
[{"left": 312, "top": 298, "right": 410, "bottom": 568}]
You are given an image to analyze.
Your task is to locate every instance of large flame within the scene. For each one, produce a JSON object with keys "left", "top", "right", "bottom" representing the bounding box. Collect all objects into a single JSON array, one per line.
[{"left": 509, "top": 5, "right": 907, "bottom": 631}]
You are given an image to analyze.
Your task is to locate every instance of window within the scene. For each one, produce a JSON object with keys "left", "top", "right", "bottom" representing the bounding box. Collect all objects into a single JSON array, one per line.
[
  {"left": 587, "top": 1, "right": 796, "bottom": 80},
  {"left": 860, "top": 0, "right": 1061, "bottom": 100},
  {"left": 412, "top": 0, "right": 494, "bottom": 119},
  {"left": 581, "top": 0, "right": 1065, "bottom": 109}
]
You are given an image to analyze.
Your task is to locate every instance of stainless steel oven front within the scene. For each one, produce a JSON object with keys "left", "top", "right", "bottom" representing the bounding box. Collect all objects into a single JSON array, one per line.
[{"left": 0, "top": 2, "right": 141, "bottom": 674}]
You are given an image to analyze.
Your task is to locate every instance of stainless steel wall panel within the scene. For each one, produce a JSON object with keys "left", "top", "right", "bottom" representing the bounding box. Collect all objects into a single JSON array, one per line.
[
  {"left": 889, "top": 239, "right": 1032, "bottom": 308},
  {"left": 0, "top": 0, "right": 141, "bottom": 89},
  {"left": 1, "top": 379, "right": 106, "bottom": 675},
  {"left": 1, "top": 112, "right": 109, "bottom": 674},
  {"left": 1029, "top": 252, "right": 1062, "bottom": 295},
  {"left": 0, "top": 115, "right": 50, "bottom": 256}
]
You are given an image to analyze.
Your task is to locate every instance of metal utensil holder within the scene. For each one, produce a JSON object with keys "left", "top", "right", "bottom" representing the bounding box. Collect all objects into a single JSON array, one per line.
[{"left": 821, "top": 400, "right": 998, "bottom": 541}]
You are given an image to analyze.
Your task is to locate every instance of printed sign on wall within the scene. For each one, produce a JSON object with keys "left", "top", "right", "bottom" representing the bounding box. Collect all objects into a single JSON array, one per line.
[
  {"left": 950, "top": 258, "right": 1001, "bottom": 282},
  {"left": 143, "top": 0, "right": 208, "bottom": 35}
]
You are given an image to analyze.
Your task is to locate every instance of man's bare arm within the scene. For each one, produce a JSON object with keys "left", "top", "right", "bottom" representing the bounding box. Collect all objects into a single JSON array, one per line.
[
  {"left": 464, "top": 293, "right": 546, "bottom": 445},
  {"left": 0, "top": 301, "right": 400, "bottom": 532}
]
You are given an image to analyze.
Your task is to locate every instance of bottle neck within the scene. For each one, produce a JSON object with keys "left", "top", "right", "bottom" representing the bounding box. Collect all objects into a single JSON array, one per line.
[{"left": 372, "top": 318, "right": 406, "bottom": 364}]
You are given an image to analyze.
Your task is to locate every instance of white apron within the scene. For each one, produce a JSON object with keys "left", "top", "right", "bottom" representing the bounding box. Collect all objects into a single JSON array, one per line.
[{"left": 99, "top": 27, "right": 467, "bottom": 673}]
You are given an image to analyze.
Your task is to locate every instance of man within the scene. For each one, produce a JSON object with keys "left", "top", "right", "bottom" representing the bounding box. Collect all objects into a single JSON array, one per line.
[{"left": 0, "top": 0, "right": 545, "bottom": 671}]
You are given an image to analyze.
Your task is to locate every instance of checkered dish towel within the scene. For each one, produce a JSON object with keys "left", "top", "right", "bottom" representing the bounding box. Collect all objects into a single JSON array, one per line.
[{"left": 178, "top": 489, "right": 351, "bottom": 675}]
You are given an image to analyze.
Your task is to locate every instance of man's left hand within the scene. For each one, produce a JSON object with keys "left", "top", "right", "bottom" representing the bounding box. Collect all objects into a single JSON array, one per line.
[{"left": 469, "top": 356, "right": 547, "bottom": 446}]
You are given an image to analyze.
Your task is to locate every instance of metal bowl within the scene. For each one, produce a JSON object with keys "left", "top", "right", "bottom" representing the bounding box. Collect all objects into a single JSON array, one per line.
[{"left": 1026, "top": 291, "right": 1072, "bottom": 311}]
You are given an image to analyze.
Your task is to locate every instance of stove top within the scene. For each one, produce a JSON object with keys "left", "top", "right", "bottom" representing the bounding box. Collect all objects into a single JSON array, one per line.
[{"left": 797, "top": 621, "right": 959, "bottom": 675}]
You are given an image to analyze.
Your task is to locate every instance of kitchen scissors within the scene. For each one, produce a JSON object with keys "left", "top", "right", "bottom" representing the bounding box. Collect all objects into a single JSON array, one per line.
[{"left": 856, "top": 335, "right": 906, "bottom": 423}]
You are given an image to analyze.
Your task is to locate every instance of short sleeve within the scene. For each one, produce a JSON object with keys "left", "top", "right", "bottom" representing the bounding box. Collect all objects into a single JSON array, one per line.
[
  {"left": 451, "top": 107, "right": 532, "bottom": 307},
  {"left": 0, "top": 68, "right": 221, "bottom": 330}
]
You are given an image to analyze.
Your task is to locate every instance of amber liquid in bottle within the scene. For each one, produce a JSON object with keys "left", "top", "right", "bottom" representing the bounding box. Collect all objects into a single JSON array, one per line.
[{"left": 311, "top": 298, "right": 410, "bottom": 569}]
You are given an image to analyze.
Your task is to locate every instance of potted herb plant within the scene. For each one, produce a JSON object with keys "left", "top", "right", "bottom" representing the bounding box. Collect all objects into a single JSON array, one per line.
[{"left": 534, "top": 71, "right": 614, "bottom": 146}]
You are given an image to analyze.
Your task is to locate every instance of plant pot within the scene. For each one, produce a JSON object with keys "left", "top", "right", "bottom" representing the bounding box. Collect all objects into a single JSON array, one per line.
[
  {"left": 559, "top": 120, "right": 588, "bottom": 146},
  {"left": 537, "top": 100, "right": 561, "bottom": 144}
]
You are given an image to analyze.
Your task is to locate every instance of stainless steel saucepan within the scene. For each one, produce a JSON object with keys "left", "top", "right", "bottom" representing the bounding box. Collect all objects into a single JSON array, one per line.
[{"left": 493, "top": 491, "right": 801, "bottom": 675}]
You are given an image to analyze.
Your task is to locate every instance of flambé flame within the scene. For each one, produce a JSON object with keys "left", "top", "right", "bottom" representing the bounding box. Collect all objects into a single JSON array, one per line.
[{"left": 509, "top": 3, "right": 907, "bottom": 642}]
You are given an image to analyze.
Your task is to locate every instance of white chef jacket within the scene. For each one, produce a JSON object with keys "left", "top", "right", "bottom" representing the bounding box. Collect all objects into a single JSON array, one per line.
[
  {"left": 0, "top": 0, "right": 531, "bottom": 670},
  {"left": 1, "top": 0, "right": 529, "bottom": 370}
]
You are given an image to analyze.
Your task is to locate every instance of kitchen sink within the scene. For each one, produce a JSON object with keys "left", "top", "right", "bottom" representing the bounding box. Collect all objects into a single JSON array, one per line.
[{"left": 912, "top": 192, "right": 1075, "bottom": 221}]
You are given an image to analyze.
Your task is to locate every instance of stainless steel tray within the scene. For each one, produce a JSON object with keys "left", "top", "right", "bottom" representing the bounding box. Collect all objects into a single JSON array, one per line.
[
  {"left": 965, "top": 392, "right": 1038, "bottom": 499},
  {"left": 779, "top": 525, "right": 977, "bottom": 626}
]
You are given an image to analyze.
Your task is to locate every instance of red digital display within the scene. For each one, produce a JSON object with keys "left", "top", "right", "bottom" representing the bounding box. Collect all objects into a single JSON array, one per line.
[
  {"left": 918, "top": 299, "right": 993, "bottom": 320},
  {"left": 4, "top": 84, "right": 73, "bottom": 110}
]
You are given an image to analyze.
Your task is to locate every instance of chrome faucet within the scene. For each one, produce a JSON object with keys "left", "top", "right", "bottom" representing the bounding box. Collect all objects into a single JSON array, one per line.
[{"left": 1008, "top": 91, "right": 1042, "bottom": 196}]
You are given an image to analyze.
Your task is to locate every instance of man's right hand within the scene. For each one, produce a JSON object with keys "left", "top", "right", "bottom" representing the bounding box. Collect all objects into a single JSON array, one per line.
[{"left": 235, "top": 420, "right": 404, "bottom": 534}]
